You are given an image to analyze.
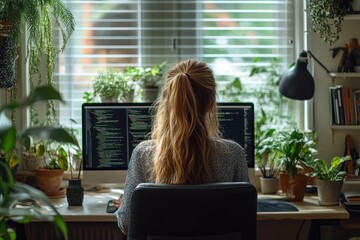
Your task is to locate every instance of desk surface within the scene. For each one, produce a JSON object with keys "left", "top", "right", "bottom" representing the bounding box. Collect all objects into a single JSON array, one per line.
[{"left": 43, "top": 189, "right": 349, "bottom": 222}]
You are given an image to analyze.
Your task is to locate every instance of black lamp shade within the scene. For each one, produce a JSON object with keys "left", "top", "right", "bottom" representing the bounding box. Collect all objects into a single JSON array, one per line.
[{"left": 279, "top": 51, "right": 315, "bottom": 100}]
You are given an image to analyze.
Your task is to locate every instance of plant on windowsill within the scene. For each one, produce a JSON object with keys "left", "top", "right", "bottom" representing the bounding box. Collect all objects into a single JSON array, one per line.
[
  {"left": 0, "top": 85, "right": 78, "bottom": 240},
  {"left": 92, "top": 70, "right": 133, "bottom": 103},
  {"left": 138, "top": 62, "right": 167, "bottom": 102},
  {"left": 307, "top": 0, "right": 351, "bottom": 45},
  {"left": 304, "top": 155, "right": 352, "bottom": 206}
]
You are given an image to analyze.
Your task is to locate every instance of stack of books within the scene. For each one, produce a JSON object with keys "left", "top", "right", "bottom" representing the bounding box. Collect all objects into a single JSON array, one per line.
[{"left": 341, "top": 191, "right": 360, "bottom": 215}]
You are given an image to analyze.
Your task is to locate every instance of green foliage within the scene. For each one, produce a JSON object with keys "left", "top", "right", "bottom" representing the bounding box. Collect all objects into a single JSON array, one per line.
[
  {"left": 92, "top": 70, "right": 132, "bottom": 100},
  {"left": 0, "top": 0, "right": 75, "bottom": 82},
  {"left": 138, "top": 62, "right": 166, "bottom": 88},
  {"left": 219, "top": 58, "right": 296, "bottom": 169},
  {"left": 0, "top": 0, "right": 75, "bottom": 128},
  {"left": 307, "top": 0, "right": 349, "bottom": 45},
  {"left": 255, "top": 128, "right": 279, "bottom": 178},
  {"left": 276, "top": 129, "right": 317, "bottom": 177},
  {"left": 305, "top": 155, "right": 352, "bottom": 181},
  {"left": 0, "top": 85, "right": 74, "bottom": 240}
]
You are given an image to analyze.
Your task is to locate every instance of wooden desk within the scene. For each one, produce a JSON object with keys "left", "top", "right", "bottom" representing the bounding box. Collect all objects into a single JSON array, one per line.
[
  {"left": 257, "top": 194, "right": 349, "bottom": 221},
  {"left": 25, "top": 190, "right": 351, "bottom": 240}
]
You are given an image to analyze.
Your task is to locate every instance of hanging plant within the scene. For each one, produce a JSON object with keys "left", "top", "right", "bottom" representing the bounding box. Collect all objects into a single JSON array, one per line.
[
  {"left": 307, "top": 0, "right": 350, "bottom": 45},
  {"left": 0, "top": 20, "right": 16, "bottom": 88},
  {"left": 0, "top": 0, "right": 75, "bottom": 124}
]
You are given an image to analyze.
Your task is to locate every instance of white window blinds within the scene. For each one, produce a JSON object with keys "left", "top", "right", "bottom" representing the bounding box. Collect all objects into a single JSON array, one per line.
[{"left": 54, "top": 0, "right": 295, "bottom": 140}]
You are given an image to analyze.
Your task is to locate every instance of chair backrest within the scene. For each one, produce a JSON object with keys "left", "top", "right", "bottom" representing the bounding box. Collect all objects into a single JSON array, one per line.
[{"left": 127, "top": 182, "right": 257, "bottom": 240}]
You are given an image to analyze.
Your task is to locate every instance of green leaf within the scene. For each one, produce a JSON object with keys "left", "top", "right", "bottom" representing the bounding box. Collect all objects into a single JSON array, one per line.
[
  {"left": 0, "top": 85, "right": 63, "bottom": 113},
  {"left": 0, "top": 127, "right": 16, "bottom": 154},
  {"left": 20, "top": 127, "right": 79, "bottom": 147},
  {"left": 57, "top": 147, "right": 68, "bottom": 171},
  {"left": 53, "top": 215, "right": 68, "bottom": 240},
  {"left": 35, "top": 144, "right": 45, "bottom": 157}
]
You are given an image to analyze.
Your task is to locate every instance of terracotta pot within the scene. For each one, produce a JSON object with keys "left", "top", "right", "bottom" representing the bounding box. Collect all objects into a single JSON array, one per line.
[
  {"left": 278, "top": 172, "right": 307, "bottom": 202},
  {"left": 278, "top": 171, "right": 288, "bottom": 193},
  {"left": 35, "top": 168, "right": 64, "bottom": 194}
]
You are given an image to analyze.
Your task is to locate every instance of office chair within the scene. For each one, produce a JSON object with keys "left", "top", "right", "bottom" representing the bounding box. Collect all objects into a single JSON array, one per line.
[{"left": 127, "top": 182, "right": 257, "bottom": 240}]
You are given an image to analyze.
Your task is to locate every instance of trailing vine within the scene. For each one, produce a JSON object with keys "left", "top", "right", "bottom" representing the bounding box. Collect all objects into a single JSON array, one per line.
[{"left": 307, "top": 0, "right": 350, "bottom": 45}]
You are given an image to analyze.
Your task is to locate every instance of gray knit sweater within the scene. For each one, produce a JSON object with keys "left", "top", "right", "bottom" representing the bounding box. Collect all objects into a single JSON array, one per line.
[{"left": 115, "top": 138, "right": 249, "bottom": 234}]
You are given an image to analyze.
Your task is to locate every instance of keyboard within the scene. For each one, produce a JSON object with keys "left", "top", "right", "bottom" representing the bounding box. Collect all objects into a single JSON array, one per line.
[{"left": 257, "top": 198, "right": 298, "bottom": 212}]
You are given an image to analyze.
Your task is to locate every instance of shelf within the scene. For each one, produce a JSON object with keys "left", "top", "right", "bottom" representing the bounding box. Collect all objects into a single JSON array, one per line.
[
  {"left": 330, "top": 125, "right": 360, "bottom": 143},
  {"left": 330, "top": 125, "right": 360, "bottom": 130},
  {"left": 344, "top": 14, "right": 360, "bottom": 20},
  {"left": 329, "top": 72, "right": 360, "bottom": 78}
]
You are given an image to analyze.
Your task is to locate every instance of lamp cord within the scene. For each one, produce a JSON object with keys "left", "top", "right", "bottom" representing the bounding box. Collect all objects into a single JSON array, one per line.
[{"left": 307, "top": 50, "right": 330, "bottom": 74}]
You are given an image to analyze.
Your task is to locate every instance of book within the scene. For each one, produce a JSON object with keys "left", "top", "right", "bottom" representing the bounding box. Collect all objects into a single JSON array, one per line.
[
  {"left": 353, "top": 90, "right": 360, "bottom": 124},
  {"left": 329, "top": 87, "right": 338, "bottom": 124},
  {"left": 342, "top": 191, "right": 360, "bottom": 205}
]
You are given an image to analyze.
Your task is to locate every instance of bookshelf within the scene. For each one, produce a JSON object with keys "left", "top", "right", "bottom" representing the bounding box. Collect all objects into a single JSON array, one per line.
[{"left": 328, "top": 73, "right": 360, "bottom": 141}]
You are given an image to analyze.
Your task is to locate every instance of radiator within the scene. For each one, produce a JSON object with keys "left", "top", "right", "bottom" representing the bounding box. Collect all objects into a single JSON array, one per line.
[{"left": 25, "top": 222, "right": 125, "bottom": 240}]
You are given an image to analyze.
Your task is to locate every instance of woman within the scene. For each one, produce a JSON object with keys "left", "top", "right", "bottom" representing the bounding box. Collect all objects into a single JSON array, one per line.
[{"left": 115, "top": 59, "right": 249, "bottom": 234}]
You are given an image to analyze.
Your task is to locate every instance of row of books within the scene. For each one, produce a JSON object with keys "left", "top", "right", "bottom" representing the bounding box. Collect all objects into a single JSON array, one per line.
[
  {"left": 329, "top": 85, "right": 360, "bottom": 125},
  {"left": 341, "top": 191, "right": 360, "bottom": 215}
]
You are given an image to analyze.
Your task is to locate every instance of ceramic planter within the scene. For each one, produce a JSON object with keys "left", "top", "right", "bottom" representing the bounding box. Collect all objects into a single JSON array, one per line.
[
  {"left": 316, "top": 178, "right": 343, "bottom": 206},
  {"left": 142, "top": 88, "right": 159, "bottom": 102},
  {"left": 260, "top": 177, "right": 279, "bottom": 194},
  {"left": 66, "top": 179, "right": 84, "bottom": 206}
]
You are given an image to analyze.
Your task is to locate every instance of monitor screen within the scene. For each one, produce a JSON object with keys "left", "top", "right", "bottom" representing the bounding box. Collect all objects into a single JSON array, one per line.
[{"left": 82, "top": 102, "right": 254, "bottom": 186}]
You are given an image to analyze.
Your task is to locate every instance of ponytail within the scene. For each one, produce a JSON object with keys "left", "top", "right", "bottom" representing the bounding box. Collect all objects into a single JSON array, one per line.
[{"left": 151, "top": 60, "right": 219, "bottom": 184}]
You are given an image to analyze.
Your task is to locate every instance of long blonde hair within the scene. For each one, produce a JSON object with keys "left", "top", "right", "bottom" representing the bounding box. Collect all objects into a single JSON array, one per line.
[{"left": 151, "top": 59, "right": 219, "bottom": 184}]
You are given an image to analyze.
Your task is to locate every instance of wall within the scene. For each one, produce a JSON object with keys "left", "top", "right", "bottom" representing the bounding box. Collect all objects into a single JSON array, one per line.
[{"left": 311, "top": 19, "right": 360, "bottom": 161}]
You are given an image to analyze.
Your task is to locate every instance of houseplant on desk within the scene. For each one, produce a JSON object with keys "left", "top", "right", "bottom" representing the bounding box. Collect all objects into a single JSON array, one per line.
[
  {"left": 277, "top": 129, "right": 317, "bottom": 202},
  {"left": 305, "top": 155, "right": 352, "bottom": 206},
  {"left": 256, "top": 128, "right": 280, "bottom": 194},
  {"left": 0, "top": 85, "right": 76, "bottom": 240}
]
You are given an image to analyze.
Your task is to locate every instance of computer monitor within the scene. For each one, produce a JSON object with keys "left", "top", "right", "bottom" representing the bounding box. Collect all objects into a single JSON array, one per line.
[{"left": 82, "top": 102, "right": 254, "bottom": 187}]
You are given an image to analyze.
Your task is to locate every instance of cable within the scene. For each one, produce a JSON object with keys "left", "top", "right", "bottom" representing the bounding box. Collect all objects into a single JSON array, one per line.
[{"left": 296, "top": 219, "right": 306, "bottom": 240}]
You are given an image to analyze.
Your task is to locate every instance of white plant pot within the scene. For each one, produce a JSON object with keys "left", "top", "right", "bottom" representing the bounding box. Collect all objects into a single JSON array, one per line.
[
  {"left": 352, "top": 0, "right": 360, "bottom": 11},
  {"left": 316, "top": 178, "right": 343, "bottom": 206},
  {"left": 260, "top": 177, "right": 279, "bottom": 194}
]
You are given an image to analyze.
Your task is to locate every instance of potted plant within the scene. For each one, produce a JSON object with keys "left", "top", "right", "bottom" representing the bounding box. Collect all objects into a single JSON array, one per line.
[
  {"left": 277, "top": 129, "right": 317, "bottom": 201},
  {"left": 307, "top": 0, "right": 350, "bottom": 45},
  {"left": 34, "top": 135, "right": 80, "bottom": 197},
  {"left": 0, "top": 0, "right": 75, "bottom": 89},
  {"left": 0, "top": 85, "right": 78, "bottom": 240},
  {"left": 138, "top": 62, "right": 166, "bottom": 102},
  {"left": 92, "top": 70, "right": 132, "bottom": 102},
  {"left": 256, "top": 128, "right": 280, "bottom": 194},
  {"left": 21, "top": 137, "right": 46, "bottom": 171},
  {"left": 305, "top": 155, "right": 352, "bottom": 206}
]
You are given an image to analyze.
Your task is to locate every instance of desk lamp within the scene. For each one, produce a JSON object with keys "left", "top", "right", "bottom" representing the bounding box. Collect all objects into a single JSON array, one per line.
[{"left": 279, "top": 50, "right": 330, "bottom": 100}]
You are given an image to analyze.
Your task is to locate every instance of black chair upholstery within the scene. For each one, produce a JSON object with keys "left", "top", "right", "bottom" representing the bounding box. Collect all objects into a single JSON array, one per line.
[{"left": 127, "top": 182, "right": 257, "bottom": 240}]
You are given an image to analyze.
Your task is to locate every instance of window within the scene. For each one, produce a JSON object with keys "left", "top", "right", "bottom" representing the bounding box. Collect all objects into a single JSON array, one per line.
[{"left": 54, "top": 0, "right": 296, "bottom": 143}]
